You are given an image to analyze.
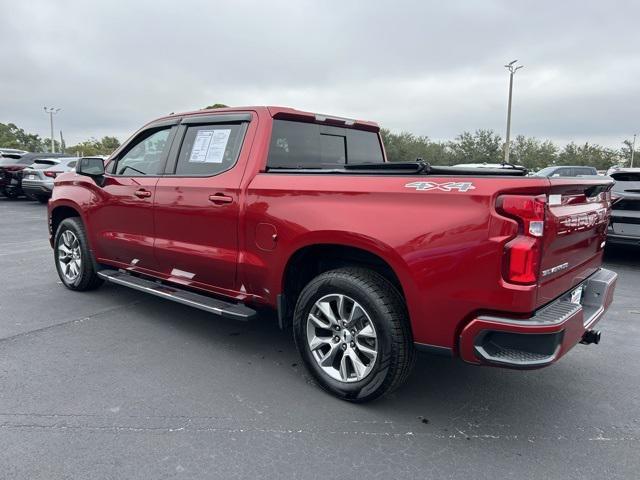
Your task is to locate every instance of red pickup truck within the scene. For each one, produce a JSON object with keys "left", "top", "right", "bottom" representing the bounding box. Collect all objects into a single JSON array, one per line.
[{"left": 48, "top": 106, "right": 617, "bottom": 402}]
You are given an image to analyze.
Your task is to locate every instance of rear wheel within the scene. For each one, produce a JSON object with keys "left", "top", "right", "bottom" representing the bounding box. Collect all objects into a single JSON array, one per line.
[
  {"left": 3, "top": 188, "right": 20, "bottom": 199},
  {"left": 293, "top": 268, "right": 414, "bottom": 402},
  {"left": 54, "top": 217, "right": 104, "bottom": 291},
  {"left": 36, "top": 195, "right": 49, "bottom": 204}
]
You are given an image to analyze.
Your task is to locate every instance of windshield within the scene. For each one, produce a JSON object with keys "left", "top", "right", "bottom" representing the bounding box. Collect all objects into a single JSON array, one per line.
[
  {"left": 535, "top": 167, "right": 556, "bottom": 176},
  {"left": 31, "top": 159, "right": 60, "bottom": 169},
  {"left": 611, "top": 172, "right": 640, "bottom": 182}
]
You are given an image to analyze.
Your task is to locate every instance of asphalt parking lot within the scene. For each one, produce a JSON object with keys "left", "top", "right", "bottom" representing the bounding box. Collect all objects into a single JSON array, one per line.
[{"left": 0, "top": 198, "right": 638, "bottom": 479}]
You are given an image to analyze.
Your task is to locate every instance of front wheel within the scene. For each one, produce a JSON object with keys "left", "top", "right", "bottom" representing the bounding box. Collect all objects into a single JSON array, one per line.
[
  {"left": 54, "top": 217, "right": 104, "bottom": 291},
  {"left": 293, "top": 268, "right": 414, "bottom": 402},
  {"left": 3, "top": 188, "right": 20, "bottom": 199}
]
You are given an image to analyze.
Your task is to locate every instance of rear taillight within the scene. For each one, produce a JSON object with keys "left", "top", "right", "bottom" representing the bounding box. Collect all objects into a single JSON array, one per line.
[
  {"left": 44, "top": 171, "right": 62, "bottom": 178},
  {"left": 496, "top": 195, "right": 547, "bottom": 285}
]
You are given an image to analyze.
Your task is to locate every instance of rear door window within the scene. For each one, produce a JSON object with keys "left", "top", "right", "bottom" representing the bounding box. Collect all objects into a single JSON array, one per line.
[
  {"left": 267, "top": 120, "right": 384, "bottom": 168},
  {"left": 32, "top": 160, "right": 59, "bottom": 169},
  {"left": 172, "top": 123, "right": 247, "bottom": 176}
]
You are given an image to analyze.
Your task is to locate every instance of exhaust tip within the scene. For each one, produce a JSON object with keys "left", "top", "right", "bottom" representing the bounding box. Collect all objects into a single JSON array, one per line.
[{"left": 581, "top": 329, "right": 601, "bottom": 345}]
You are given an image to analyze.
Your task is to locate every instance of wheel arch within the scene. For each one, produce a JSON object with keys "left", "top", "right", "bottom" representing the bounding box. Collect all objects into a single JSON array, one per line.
[
  {"left": 278, "top": 235, "right": 413, "bottom": 330},
  {"left": 50, "top": 203, "right": 83, "bottom": 238}
]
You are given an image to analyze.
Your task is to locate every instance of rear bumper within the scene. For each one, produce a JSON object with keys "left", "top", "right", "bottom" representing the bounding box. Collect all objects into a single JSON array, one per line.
[
  {"left": 459, "top": 268, "right": 617, "bottom": 369},
  {"left": 606, "top": 232, "right": 640, "bottom": 246},
  {"left": 0, "top": 174, "right": 21, "bottom": 190},
  {"left": 22, "top": 181, "right": 53, "bottom": 196}
]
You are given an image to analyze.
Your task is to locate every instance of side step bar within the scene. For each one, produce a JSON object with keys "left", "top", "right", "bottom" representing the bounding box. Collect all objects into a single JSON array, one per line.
[{"left": 97, "top": 269, "right": 257, "bottom": 321}]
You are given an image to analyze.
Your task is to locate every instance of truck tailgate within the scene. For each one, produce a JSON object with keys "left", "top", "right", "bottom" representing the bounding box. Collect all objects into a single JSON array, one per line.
[{"left": 537, "top": 177, "right": 613, "bottom": 307}]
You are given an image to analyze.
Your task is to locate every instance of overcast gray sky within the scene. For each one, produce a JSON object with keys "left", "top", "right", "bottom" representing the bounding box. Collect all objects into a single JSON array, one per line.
[{"left": 1, "top": 0, "right": 638, "bottom": 147}]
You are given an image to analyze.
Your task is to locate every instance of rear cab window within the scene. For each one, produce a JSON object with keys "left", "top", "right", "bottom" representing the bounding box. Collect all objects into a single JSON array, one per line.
[
  {"left": 32, "top": 160, "right": 60, "bottom": 170},
  {"left": 267, "top": 120, "right": 384, "bottom": 168}
]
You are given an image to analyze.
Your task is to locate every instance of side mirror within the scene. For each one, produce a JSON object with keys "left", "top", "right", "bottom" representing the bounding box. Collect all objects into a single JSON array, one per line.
[{"left": 76, "top": 157, "right": 105, "bottom": 178}]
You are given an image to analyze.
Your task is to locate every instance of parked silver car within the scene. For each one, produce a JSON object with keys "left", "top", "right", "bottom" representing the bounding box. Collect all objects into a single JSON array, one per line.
[
  {"left": 21, "top": 157, "right": 79, "bottom": 203},
  {"left": 608, "top": 168, "right": 640, "bottom": 247}
]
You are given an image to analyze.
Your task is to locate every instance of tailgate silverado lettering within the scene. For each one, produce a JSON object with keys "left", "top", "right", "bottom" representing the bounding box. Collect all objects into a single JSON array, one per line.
[{"left": 556, "top": 208, "right": 608, "bottom": 235}]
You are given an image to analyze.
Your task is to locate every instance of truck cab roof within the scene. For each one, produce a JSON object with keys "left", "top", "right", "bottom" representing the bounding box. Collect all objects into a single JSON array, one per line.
[{"left": 151, "top": 106, "right": 380, "bottom": 132}]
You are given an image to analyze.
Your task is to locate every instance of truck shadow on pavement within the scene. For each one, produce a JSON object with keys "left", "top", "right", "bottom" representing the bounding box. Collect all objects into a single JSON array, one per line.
[{"left": 123, "top": 284, "right": 629, "bottom": 438}]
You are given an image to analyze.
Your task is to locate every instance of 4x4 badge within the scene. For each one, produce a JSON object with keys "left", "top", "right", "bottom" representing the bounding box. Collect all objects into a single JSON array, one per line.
[{"left": 405, "top": 181, "right": 476, "bottom": 192}]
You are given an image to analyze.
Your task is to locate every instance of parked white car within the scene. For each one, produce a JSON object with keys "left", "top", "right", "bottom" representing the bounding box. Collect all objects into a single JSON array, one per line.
[{"left": 21, "top": 157, "right": 79, "bottom": 203}]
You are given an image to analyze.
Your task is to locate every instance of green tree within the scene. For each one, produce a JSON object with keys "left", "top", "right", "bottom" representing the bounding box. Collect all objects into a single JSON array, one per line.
[
  {"left": 557, "top": 142, "right": 619, "bottom": 170},
  {"left": 0, "top": 123, "right": 47, "bottom": 151},
  {"left": 448, "top": 129, "right": 503, "bottom": 164},
  {"left": 67, "top": 136, "right": 121, "bottom": 156},
  {"left": 204, "top": 103, "right": 228, "bottom": 109},
  {"left": 380, "top": 129, "right": 452, "bottom": 165},
  {"left": 620, "top": 139, "right": 636, "bottom": 168},
  {"left": 509, "top": 135, "right": 558, "bottom": 171},
  {"left": 100, "top": 136, "right": 121, "bottom": 152}
]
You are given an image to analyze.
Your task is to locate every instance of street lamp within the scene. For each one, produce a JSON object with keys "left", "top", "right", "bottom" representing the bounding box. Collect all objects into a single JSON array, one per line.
[
  {"left": 43, "top": 107, "right": 61, "bottom": 153},
  {"left": 503, "top": 60, "right": 523, "bottom": 164},
  {"left": 631, "top": 133, "right": 637, "bottom": 168}
]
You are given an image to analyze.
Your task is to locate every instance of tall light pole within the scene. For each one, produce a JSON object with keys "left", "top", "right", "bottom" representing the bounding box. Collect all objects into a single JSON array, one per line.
[
  {"left": 43, "top": 107, "right": 61, "bottom": 153},
  {"left": 503, "top": 60, "right": 523, "bottom": 164},
  {"left": 631, "top": 133, "right": 637, "bottom": 168}
]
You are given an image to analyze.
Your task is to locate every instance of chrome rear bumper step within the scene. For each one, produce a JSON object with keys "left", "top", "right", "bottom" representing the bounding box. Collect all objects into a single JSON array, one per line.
[{"left": 97, "top": 269, "right": 256, "bottom": 321}]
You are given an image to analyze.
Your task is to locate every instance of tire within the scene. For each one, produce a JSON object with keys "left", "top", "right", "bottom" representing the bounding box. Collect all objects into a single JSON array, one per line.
[
  {"left": 293, "top": 268, "right": 415, "bottom": 402},
  {"left": 4, "top": 188, "right": 20, "bottom": 199},
  {"left": 54, "top": 217, "right": 104, "bottom": 291},
  {"left": 36, "top": 195, "right": 50, "bottom": 204}
]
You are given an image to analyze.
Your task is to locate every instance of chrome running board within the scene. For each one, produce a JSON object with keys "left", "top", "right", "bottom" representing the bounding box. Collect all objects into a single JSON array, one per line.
[{"left": 97, "top": 269, "right": 256, "bottom": 321}]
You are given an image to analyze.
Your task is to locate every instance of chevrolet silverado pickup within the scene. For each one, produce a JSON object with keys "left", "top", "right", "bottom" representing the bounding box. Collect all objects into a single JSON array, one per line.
[{"left": 48, "top": 106, "right": 617, "bottom": 402}]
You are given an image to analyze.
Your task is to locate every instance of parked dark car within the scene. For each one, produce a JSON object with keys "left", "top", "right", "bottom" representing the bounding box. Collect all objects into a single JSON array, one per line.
[
  {"left": 0, "top": 152, "right": 70, "bottom": 198},
  {"left": 534, "top": 165, "right": 598, "bottom": 177},
  {"left": 22, "top": 157, "right": 79, "bottom": 203},
  {"left": 608, "top": 168, "right": 640, "bottom": 246}
]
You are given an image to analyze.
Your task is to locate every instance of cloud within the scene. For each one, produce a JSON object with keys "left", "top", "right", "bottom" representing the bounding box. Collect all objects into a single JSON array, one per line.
[{"left": 1, "top": 0, "right": 638, "bottom": 147}]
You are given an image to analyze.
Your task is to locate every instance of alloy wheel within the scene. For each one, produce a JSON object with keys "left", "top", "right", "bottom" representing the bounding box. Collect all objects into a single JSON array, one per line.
[
  {"left": 58, "top": 230, "right": 82, "bottom": 282},
  {"left": 306, "top": 293, "right": 378, "bottom": 383}
]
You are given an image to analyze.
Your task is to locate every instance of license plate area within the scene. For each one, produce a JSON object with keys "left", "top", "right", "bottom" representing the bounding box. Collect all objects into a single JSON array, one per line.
[
  {"left": 570, "top": 286, "right": 584, "bottom": 305},
  {"left": 613, "top": 223, "right": 640, "bottom": 236}
]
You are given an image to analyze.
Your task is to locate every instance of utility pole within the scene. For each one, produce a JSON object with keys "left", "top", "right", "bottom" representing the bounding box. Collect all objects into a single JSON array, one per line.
[
  {"left": 631, "top": 133, "right": 636, "bottom": 168},
  {"left": 503, "top": 60, "right": 523, "bottom": 164},
  {"left": 43, "top": 107, "right": 61, "bottom": 153}
]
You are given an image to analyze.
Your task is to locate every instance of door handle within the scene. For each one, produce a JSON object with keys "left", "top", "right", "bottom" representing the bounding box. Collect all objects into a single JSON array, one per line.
[
  {"left": 134, "top": 189, "right": 152, "bottom": 198},
  {"left": 208, "top": 193, "right": 233, "bottom": 205}
]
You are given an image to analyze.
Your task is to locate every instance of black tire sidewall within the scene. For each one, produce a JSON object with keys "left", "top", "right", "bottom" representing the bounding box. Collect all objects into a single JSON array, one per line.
[
  {"left": 54, "top": 218, "right": 94, "bottom": 289},
  {"left": 293, "top": 271, "right": 400, "bottom": 401},
  {"left": 4, "top": 189, "right": 20, "bottom": 199}
]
